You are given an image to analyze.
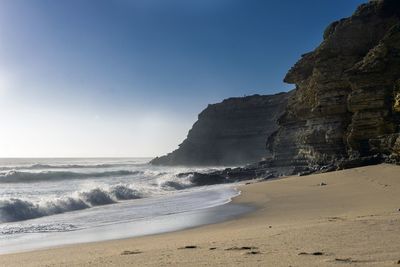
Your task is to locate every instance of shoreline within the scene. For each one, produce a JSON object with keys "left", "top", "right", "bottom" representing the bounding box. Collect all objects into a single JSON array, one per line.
[
  {"left": 2, "top": 164, "right": 400, "bottom": 266},
  {"left": 0, "top": 186, "right": 249, "bottom": 255}
]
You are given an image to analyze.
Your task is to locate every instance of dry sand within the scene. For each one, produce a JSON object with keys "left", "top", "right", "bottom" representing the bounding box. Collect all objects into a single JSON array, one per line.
[{"left": 1, "top": 164, "right": 400, "bottom": 266}]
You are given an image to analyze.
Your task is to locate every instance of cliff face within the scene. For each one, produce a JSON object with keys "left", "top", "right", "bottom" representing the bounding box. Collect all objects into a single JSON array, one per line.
[
  {"left": 268, "top": 0, "right": 400, "bottom": 166},
  {"left": 151, "top": 92, "right": 291, "bottom": 166},
  {"left": 153, "top": 0, "right": 400, "bottom": 170}
]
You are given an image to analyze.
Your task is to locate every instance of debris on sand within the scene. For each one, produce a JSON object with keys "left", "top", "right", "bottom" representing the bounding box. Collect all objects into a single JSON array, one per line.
[
  {"left": 225, "top": 246, "right": 258, "bottom": 251},
  {"left": 121, "top": 250, "right": 142, "bottom": 255},
  {"left": 298, "top": 251, "right": 324, "bottom": 256},
  {"left": 178, "top": 245, "right": 197, "bottom": 249}
]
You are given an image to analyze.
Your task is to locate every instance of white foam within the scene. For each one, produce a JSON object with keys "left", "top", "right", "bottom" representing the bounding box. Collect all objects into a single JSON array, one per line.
[
  {"left": 0, "top": 186, "right": 248, "bottom": 254},
  {"left": 0, "top": 158, "right": 245, "bottom": 254}
]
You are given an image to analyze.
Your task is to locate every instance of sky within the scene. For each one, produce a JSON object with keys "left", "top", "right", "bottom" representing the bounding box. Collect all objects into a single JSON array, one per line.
[{"left": 0, "top": 0, "right": 366, "bottom": 158}]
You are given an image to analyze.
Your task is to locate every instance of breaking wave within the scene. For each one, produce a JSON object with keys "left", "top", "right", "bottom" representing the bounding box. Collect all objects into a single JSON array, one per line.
[
  {"left": 161, "top": 180, "right": 191, "bottom": 190},
  {"left": 158, "top": 172, "right": 194, "bottom": 190},
  {"left": 0, "top": 170, "right": 142, "bottom": 183},
  {"left": 0, "top": 185, "right": 144, "bottom": 222}
]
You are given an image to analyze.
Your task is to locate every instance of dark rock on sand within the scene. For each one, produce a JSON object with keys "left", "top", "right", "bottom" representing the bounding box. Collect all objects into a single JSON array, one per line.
[
  {"left": 121, "top": 250, "right": 142, "bottom": 255},
  {"left": 178, "top": 245, "right": 197, "bottom": 249},
  {"left": 244, "top": 251, "right": 261, "bottom": 255},
  {"left": 225, "top": 246, "right": 258, "bottom": 251},
  {"left": 176, "top": 159, "right": 334, "bottom": 186},
  {"left": 176, "top": 160, "right": 296, "bottom": 185},
  {"left": 187, "top": 172, "right": 228, "bottom": 186},
  {"left": 298, "top": 251, "right": 325, "bottom": 256}
]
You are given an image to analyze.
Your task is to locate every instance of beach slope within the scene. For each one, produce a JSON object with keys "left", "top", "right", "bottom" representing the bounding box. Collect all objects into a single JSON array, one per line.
[{"left": 1, "top": 164, "right": 400, "bottom": 266}]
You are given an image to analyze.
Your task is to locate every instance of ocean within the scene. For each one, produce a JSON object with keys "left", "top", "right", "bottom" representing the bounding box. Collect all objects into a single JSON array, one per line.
[{"left": 0, "top": 158, "right": 249, "bottom": 254}]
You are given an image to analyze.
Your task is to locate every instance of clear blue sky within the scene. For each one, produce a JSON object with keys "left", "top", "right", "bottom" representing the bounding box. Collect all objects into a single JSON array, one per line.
[{"left": 0, "top": 0, "right": 366, "bottom": 157}]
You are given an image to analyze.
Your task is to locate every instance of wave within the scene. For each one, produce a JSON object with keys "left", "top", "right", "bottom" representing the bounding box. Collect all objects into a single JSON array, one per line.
[
  {"left": 0, "top": 185, "right": 144, "bottom": 222},
  {"left": 160, "top": 180, "right": 192, "bottom": 190},
  {"left": 0, "top": 170, "right": 142, "bottom": 183},
  {"left": 0, "top": 163, "right": 138, "bottom": 171},
  {"left": 157, "top": 172, "right": 194, "bottom": 190}
]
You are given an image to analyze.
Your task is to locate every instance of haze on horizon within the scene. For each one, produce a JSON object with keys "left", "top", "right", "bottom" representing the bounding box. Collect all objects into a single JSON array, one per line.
[{"left": 0, "top": 0, "right": 365, "bottom": 158}]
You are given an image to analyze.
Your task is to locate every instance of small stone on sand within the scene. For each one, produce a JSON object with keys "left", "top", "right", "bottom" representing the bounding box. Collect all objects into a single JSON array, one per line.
[
  {"left": 178, "top": 245, "right": 197, "bottom": 249},
  {"left": 225, "top": 246, "right": 258, "bottom": 251},
  {"left": 298, "top": 251, "right": 324, "bottom": 256},
  {"left": 121, "top": 250, "right": 141, "bottom": 255},
  {"left": 335, "top": 258, "right": 352, "bottom": 262}
]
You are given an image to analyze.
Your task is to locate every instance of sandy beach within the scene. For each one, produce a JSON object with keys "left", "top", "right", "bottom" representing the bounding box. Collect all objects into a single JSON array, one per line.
[{"left": 1, "top": 164, "right": 400, "bottom": 266}]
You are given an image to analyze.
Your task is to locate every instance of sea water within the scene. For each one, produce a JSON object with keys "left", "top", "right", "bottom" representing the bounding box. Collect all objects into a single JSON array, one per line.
[{"left": 0, "top": 158, "right": 250, "bottom": 254}]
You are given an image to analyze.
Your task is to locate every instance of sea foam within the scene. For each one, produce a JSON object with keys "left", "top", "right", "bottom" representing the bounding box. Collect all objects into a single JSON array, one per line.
[{"left": 0, "top": 185, "right": 144, "bottom": 222}]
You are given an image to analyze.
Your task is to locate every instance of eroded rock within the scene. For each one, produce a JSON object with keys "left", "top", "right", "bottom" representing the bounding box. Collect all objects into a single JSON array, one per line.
[{"left": 268, "top": 0, "right": 400, "bottom": 167}]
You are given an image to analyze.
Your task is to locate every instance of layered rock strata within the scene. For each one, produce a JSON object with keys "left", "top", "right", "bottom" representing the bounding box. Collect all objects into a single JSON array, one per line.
[
  {"left": 151, "top": 92, "right": 291, "bottom": 166},
  {"left": 267, "top": 0, "right": 400, "bottom": 167},
  {"left": 154, "top": 0, "right": 400, "bottom": 173}
]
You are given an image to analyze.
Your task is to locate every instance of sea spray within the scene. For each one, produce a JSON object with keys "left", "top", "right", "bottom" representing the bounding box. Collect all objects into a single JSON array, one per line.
[
  {"left": 0, "top": 184, "right": 144, "bottom": 222},
  {"left": 0, "top": 170, "right": 143, "bottom": 183},
  {"left": 0, "top": 158, "right": 221, "bottom": 225}
]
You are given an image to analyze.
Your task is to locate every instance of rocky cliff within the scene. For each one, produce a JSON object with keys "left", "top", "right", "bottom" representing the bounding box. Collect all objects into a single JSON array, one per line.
[
  {"left": 267, "top": 0, "right": 400, "bottom": 168},
  {"left": 151, "top": 92, "right": 291, "bottom": 166},
  {"left": 153, "top": 0, "right": 400, "bottom": 172}
]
